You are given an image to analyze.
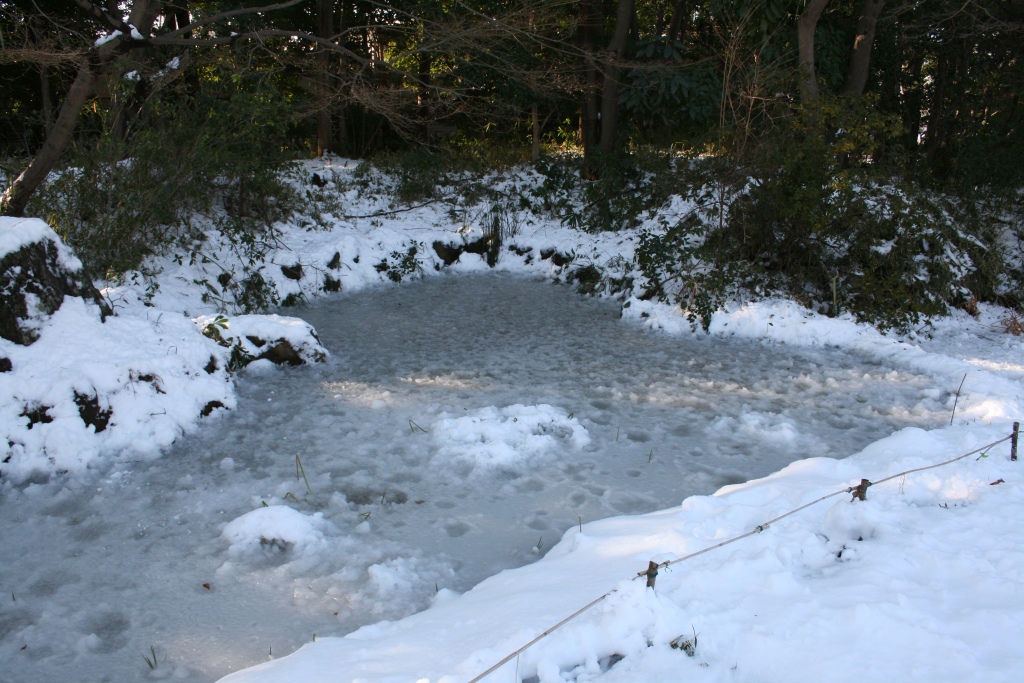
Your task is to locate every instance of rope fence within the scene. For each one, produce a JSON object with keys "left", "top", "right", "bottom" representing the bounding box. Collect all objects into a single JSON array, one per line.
[{"left": 467, "top": 421, "right": 1019, "bottom": 683}]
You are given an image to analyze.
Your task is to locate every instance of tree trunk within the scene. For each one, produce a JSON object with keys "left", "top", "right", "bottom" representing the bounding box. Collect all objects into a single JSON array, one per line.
[
  {"left": 164, "top": 5, "right": 191, "bottom": 37},
  {"left": 578, "top": 0, "right": 602, "bottom": 163},
  {"left": 902, "top": 53, "right": 924, "bottom": 151},
  {"left": 667, "top": 1, "right": 690, "bottom": 43},
  {"left": 334, "top": 0, "right": 350, "bottom": 156},
  {"left": 316, "top": 0, "right": 336, "bottom": 156},
  {"left": 417, "top": 51, "right": 432, "bottom": 128},
  {"left": 797, "top": 0, "right": 829, "bottom": 103},
  {"left": 335, "top": 104, "right": 349, "bottom": 157},
  {"left": 1, "top": 59, "right": 98, "bottom": 216},
  {"left": 598, "top": 0, "right": 635, "bottom": 155},
  {"left": 127, "top": 0, "right": 160, "bottom": 37},
  {"left": 39, "top": 66, "right": 54, "bottom": 136},
  {"left": 842, "top": 0, "right": 886, "bottom": 96},
  {"left": 924, "top": 49, "right": 950, "bottom": 169},
  {"left": 531, "top": 104, "right": 541, "bottom": 162},
  {"left": 654, "top": 1, "right": 669, "bottom": 37},
  {"left": 1, "top": 0, "right": 161, "bottom": 216}
]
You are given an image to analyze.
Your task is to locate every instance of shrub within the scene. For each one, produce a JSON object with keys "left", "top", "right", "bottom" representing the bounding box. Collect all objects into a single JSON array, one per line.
[
  {"left": 636, "top": 99, "right": 1006, "bottom": 331},
  {"left": 30, "top": 60, "right": 299, "bottom": 280},
  {"left": 531, "top": 150, "right": 677, "bottom": 233}
]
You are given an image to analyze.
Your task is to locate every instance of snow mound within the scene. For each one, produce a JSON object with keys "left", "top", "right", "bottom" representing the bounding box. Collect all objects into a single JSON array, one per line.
[
  {"left": 194, "top": 313, "right": 329, "bottom": 367},
  {"left": 432, "top": 404, "right": 590, "bottom": 473},
  {"left": 1, "top": 270, "right": 330, "bottom": 479},
  {"left": 222, "top": 505, "right": 333, "bottom": 562},
  {"left": 710, "top": 411, "right": 800, "bottom": 442}
]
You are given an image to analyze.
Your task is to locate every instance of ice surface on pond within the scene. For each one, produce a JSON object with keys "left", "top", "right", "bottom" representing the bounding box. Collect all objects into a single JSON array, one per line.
[{"left": 0, "top": 275, "right": 951, "bottom": 682}]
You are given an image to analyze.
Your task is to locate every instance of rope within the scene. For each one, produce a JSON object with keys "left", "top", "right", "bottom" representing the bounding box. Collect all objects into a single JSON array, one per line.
[
  {"left": 871, "top": 435, "right": 1011, "bottom": 486},
  {"left": 642, "top": 434, "right": 1012, "bottom": 577},
  {"left": 465, "top": 432, "right": 1016, "bottom": 682},
  {"left": 466, "top": 591, "right": 616, "bottom": 683},
  {"left": 643, "top": 487, "right": 851, "bottom": 576}
]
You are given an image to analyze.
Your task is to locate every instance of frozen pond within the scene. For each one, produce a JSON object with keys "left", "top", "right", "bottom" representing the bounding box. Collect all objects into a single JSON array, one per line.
[{"left": 1, "top": 274, "right": 951, "bottom": 682}]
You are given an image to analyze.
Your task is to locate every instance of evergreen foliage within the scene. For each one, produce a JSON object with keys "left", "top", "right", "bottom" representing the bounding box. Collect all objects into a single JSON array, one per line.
[{"left": 0, "top": 0, "right": 1020, "bottom": 324}]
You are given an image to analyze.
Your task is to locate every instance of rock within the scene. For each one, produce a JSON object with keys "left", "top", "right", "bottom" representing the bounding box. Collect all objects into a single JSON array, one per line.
[
  {"left": 462, "top": 235, "right": 499, "bottom": 267},
  {"left": 432, "top": 241, "right": 463, "bottom": 266},
  {"left": 201, "top": 401, "right": 225, "bottom": 417},
  {"left": 21, "top": 405, "right": 53, "bottom": 428},
  {"left": 540, "top": 248, "right": 571, "bottom": 267},
  {"left": 0, "top": 217, "right": 110, "bottom": 345},
  {"left": 247, "top": 337, "right": 304, "bottom": 366},
  {"left": 280, "top": 263, "right": 303, "bottom": 281},
  {"left": 433, "top": 236, "right": 499, "bottom": 268},
  {"left": 74, "top": 392, "right": 111, "bottom": 433}
]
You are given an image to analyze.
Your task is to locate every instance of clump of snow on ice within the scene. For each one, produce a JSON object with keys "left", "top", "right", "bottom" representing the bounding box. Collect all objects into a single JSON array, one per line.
[
  {"left": 710, "top": 411, "right": 800, "bottom": 442},
  {"left": 221, "top": 505, "right": 334, "bottom": 564},
  {"left": 365, "top": 557, "right": 438, "bottom": 614},
  {"left": 432, "top": 404, "right": 590, "bottom": 473}
]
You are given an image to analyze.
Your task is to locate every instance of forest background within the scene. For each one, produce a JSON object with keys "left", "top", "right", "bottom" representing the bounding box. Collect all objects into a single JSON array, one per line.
[{"left": 2, "top": 0, "right": 1022, "bottom": 331}]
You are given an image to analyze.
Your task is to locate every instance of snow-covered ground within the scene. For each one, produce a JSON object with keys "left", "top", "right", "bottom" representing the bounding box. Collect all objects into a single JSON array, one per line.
[{"left": 1, "top": 158, "right": 1022, "bottom": 683}]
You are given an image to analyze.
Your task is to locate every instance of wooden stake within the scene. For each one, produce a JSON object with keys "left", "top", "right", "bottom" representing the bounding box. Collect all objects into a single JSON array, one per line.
[
  {"left": 1012, "top": 422, "right": 1019, "bottom": 462},
  {"left": 645, "top": 561, "right": 659, "bottom": 589},
  {"left": 851, "top": 479, "right": 871, "bottom": 501}
]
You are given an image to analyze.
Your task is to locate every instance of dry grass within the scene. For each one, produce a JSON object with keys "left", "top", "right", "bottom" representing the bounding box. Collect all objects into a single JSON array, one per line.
[
  {"left": 964, "top": 296, "right": 980, "bottom": 318},
  {"left": 999, "top": 313, "right": 1024, "bottom": 336}
]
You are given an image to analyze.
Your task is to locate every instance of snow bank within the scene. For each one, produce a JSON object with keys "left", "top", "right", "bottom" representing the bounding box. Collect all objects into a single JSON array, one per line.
[
  {"left": 623, "top": 296, "right": 1024, "bottom": 424},
  {"left": 0, "top": 295, "right": 236, "bottom": 479},
  {"left": 125, "top": 159, "right": 637, "bottom": 319},
  {"left": 1, "top": 222, "right": 330, "bottom": 481}
]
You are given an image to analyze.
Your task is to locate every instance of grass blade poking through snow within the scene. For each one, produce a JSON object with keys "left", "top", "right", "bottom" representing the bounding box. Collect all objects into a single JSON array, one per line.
[
  {"left": 950, "top": 373, "right": 967, "bottom": 426},
  {"left": 295, "top": 454, "right": 312, "bottom": 495},
  {"left": 142, "top": 644, "right": 158, "bottom": 670}
]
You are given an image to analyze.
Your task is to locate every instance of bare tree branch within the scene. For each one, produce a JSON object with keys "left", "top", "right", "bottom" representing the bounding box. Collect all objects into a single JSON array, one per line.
[
  {"left": 158, "top": 0, "right": 305, "bottom": 40},
  {"left": 151, "top": 29, "right": 372, "bottom": 66},
  {"left": 72, "top": 0, "right": 133, "bottom": 35}
]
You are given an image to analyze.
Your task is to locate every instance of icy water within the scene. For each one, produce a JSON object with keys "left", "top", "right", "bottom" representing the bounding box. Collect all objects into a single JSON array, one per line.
[{"left": 1, "top": 275, "right": 951, "bottom": 683}]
